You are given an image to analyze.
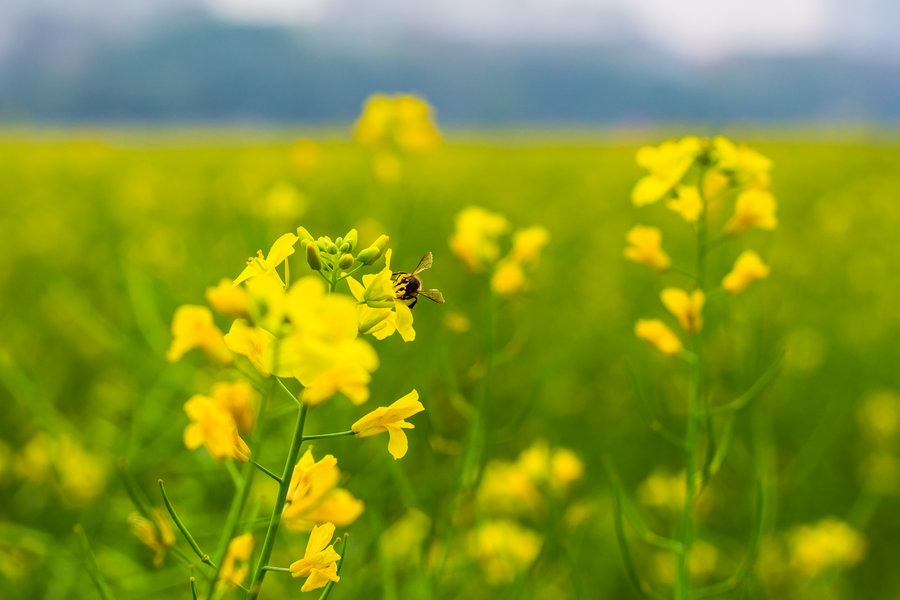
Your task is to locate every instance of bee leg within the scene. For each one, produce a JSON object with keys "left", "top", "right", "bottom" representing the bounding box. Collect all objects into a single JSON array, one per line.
[{"left": 408, "top": 297, "right": 418, "bottom": 309}]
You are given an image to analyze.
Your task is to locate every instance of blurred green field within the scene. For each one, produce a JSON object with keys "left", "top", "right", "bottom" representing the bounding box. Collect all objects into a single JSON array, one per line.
[{"left": 1, "top": 133, "right": 899, "bottom": 600}]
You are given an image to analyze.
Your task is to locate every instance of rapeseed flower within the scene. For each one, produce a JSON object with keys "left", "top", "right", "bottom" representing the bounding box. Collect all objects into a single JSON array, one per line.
[
  {"left": 722, "top": 251, "right": 770, "bottom": 294},
  {"left": 467, "top": 520, "right": 542, "bottom": 585},
  {"left": 290, "top": 522, "right": 342, "bottom": 592},
  {"left": 354, "top": 94, "right": 441, "bottom": 153},
  {"left": 224, "top": 319, "right": 275, "bottom": 376},
  {"left": 218, "top": 534, "right": 254, "bottom": 589},
  {"left": 666, "top": 185, "right": 703, "bottom": 223},
  {"left": 712, "top": 136, "right": 772, "bottom": 188},
  {"left": 233, "top": 232, "right": 299, "bottom": 286},
  {"left": 477, "top": 461, "right": 542, "bottom": 516},
  {"left": 725, "top": 189, "right": 778, "bottom": 235},
  {"left": 207, "top": 380, "right": 257, "bottom": 435},
  {"left": 490, "top": 258, "right": 527, "bottom": 296},
  {"left": 449, "top": 206, "right": 510, "bottom": 272},
  {"left": 347, "top": 250, "right": 416, "bottom": 341},
  {"left": 128, "top": 508, "right": 176, "bottom": 567},
  {"left": 183, "top": 395, "right": 250, "bottom": 462},
  {"left": 205, "top": 278, "right": 249, "bottom": 318},
  {"left": 787, "top": 518, "right": 865, "bottom": 578},
  {"left": 351, "top": 390, "right": 424, "bottom": 459},
  {"left": 166, "top": 305, "right": 232, "bottom": 365},
  {"left": 510, "top": 226, "right": 550, "bottom": 264},
  {"left": 624, "top": 226, "right": 670, "bottom": 272},
  {"left": 283, "top": 448, "right": 364, "bottom": 532},
  {"left": 632, "top": 137, "right": 702, "bottom": 206},
  {"left": 635, "top": 319, "right": 683, "bottom": 356},
  {"left": 661, "top": 288, "right": 705, "bottom": 335},
  {"left": 516, "top": 440, "right": 585, "bottom": 494}
]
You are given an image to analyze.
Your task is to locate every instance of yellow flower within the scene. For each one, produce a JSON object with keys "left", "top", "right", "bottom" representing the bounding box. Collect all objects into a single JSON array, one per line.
[
  {"left": 208, "top": 380, "right": 257, "bottom": 435},
  {"left": 511, "top": 226, "right": 550, "bottom": 264},
  {"left": 725, "top": 189, "right": 778, "bottom": 235},
  {"left": 712, "top": 136, "right": 772, "bottom": 188},
  {"left": 290, "top": 522, "right": 342, "bottom": 592},
  {"left": 283, "top": 448, "right": 364, "bottom": 532},
  {"left": 467, "top": 520, "right": 542, "bottom": 585},
  {"left": 233, "top": 232, "right": 299, "bottom": 286},
  {"left": 722, "top": 251, "right": 770, "bottom": 294},
  {"left": 218, "top": 534, "right": 254, "bottom": 589},
  {"left": 516, "top": 440, "right": 584, "bottom": 493},
  {"left": 787, "top": 518, "right": 865, "bottom": 578},
  {"left": 637, "top": 468, "right": 688, "bottom": 510},
  {"left": 856, "top": 390, "right": 900, "bottom": 447},
  {"left": 661, "top": 288, "right": 705, "bottom": 335},
  {"left": 347, "top": 250, "right": 416, "bottom": 342},
  {"left": 205, "top": 278, "right": 249, "bottom": 318},
  {"left": 14, "top": 433, "right": 107, "bottom": 505},
  {"left": 632, "top": 137, "right": 702, "bottom": 206},
  {"left": 166, "top": 305, "right": 232, "bottom": 364},
  {"left": 635, "top": 319, "right": 683, "bottom": 356},
  {"left": 351, "top": 390, "right": 424, "bottom": 459},
  {"left": 224, "top": 320, "right": 276, "bottom": 376},
  {"left": 354, "top": 93, "right": 441, "bottom": 153},
  {"left": 666, "top": 185, "right": 703, "bottom": 223},
  {"left": 129, "top": 508, "right": 176, "bottom": 567},
  {"left": 477, "top": 461, "right": 542, "bottom": 515},
  {"left": 444, "top": 311, "right": 470, "bottom": 333},
  {"left": 490, "top": 258, "right": 526, "bottom": 296},
  {"left": 379, "top": 509, "right": 430, "bottom": 566},
  {"left": 624, "top": 225, "right": 670, "bottom": 272},
  {"left": 449, "top": 206, "right": 510, "bottom": 272},
  {"left": 654, "top": 540, "right": 719, "bottom": 584},
  {"left": 183, "top": 395, "right": 250, "bottom": 462}
]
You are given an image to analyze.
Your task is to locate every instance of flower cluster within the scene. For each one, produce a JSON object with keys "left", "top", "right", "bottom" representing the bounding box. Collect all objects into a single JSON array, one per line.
[
  {"left": 449, "top": 206, "right": 550, "bottom": 297},
  {"left": 354, "top": 93, "right": 441, "bottom": 182},
  {"left": 627, "top": 136, "right": 775, "bottom": 356},
  {"left": 157, "top": 225, "right": 439, "bottom": 594}
]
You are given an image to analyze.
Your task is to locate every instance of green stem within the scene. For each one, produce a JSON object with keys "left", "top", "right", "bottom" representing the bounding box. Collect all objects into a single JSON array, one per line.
[
  {"left": 74, "top": 524, "right": 116, "bottom": 600},
  {"left": 250, "top": 459, "right": 283, "bottom": 484},
  {"left": 302, "top": 430, "right": 355, "bottom": 441},
  {"left": 245, "top": 403, "right": 309, "bottom": 599},
  {"left": 158, "top": 480, "right": 216, "bottom": 568},
  {"left": 676, "top": 171, "right": 709, "bottom": 600},
  {"left": 260, "top": 566, "right": 292, "bottom": 573},
  {"left": 318, "top": 536, "right": 349, "bottom": 600},
  {"left": 276, "top": 377, "right": 302, "bottom": 407}
]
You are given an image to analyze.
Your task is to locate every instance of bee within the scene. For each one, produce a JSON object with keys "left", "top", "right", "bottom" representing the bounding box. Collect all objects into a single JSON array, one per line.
[{"left": 391, "top": 252, "right": 445, "bottom": 308}]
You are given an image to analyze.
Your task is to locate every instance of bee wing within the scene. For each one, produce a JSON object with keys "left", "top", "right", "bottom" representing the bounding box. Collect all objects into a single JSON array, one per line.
[
  {"left": 417, "top": 289, "right": 445, "bottom": 304},
  {"left": 412, "top": 252, "right": 433, "bottom": 276}
]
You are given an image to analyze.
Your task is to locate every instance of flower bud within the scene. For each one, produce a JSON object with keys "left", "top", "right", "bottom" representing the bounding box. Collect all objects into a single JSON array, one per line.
[
  {"left": 315, "top": 239, "right": 328, "bottom": 251},
  {"left": 339, "top": 253, "right": 354, "bottom": 270},
  {"left": 344, "top": 228, "right": 359, "bottom": 251},
  {"left": 296, "top": 226, "right": 314, "bottom": 243},
  {"left": 306, "top": 243, "right": 322, "bottom": 271},
  {"left": 339, "top": 243, "right": 350, "bottom": 253},
  {"left": 335, "top": 237, "right": 344, "bottom": 246},
  {"left": 327, "top": 243, "right": 338, "bottom": 255}
]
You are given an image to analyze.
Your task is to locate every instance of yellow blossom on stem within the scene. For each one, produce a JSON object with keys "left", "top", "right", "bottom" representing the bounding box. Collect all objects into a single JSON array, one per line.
[
  {"left": 205, "top": 278, "right": 249, "bottom": 318},
  {"left": 635, "top": 319, "right": 683, "bottom": 356},
  {"left": 351, "top": 390, "right": 424, "bottom": 459},
  {"left": 511, "top": 226, "right": 550, "bottom": 264},
  {"left": 347, "top": 250, "right": 416, "bottom": 341},
  {"left": 661, "top": 288, "right": 705, "bottom": 335},
  {"left": 183, "top": 395, "right": 250, "bottom": 462},
  {"left": 233, "top": 232, "right": 299, "bottom": 286},
  {"left": 787, "top": 518, "right": 866, "bottom": 578},
  {"left": 666, "top": 185, "right": 703, "bottom": 223},
  {"left": 722, "top": 250, "right": 770, "bottom": 294},
  {"left": 290, "top": 522, "right": 342, "bottom": 592},
  {"left": 218, "top": 534, "right": 254, "bottom": 589},
  {"left": 449, "top": 206, "right": 510, "bottom": 272},
  {"left": 467, "top": 520, "right": 542, "bottom": 585},
  {"left": 725, "top": 189, "right": 778, "bottom": 236},
  {"left": 354, "top": 93, "right": 441, "bottom": 152},
  {"left": 712, "top": 136, "right": 772, "bottom": 188},
  {"left": 208, "top": 380, "right": 257, "bottom": 435},
  {"left": 490, "top": 258, "right": 527, "bottom": 296},
  {"left": 283, "top": 448, "right": 364, "bottom": 532},
  {"left": 128, "top": 508, "right": 176, "bottom": 567},
  {"left": 224, "top": 319, "right": 276, "bottom": 376},
  {"left": 624, "top": 225, "right": 670, "bottom": 272},
  {"left": 166, "top": 305, "right": 232, "bottom": 365},
  {"left": 632, "top": 137, "right": 702, "bottom": 206}
]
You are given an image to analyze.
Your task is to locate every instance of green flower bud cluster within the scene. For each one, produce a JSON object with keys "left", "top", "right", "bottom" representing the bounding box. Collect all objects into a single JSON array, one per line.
[{"left": 296, "top": 226, "right": 391, "bottom": 278}]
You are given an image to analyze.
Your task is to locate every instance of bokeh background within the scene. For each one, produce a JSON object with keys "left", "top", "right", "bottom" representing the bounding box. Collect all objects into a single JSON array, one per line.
[{"left": 1, "top": 2, "right": 899, "bottom": 599}]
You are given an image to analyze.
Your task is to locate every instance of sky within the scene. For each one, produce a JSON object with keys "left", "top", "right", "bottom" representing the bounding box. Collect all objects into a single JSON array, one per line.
[{"left": 203, "top": 0, "right": 837, "bottom": 61}]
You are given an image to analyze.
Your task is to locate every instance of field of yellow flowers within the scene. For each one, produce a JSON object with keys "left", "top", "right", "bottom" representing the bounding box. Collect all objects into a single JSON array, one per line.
[{"left": 1, "top": 117, "right": 899, "bottom": 600}]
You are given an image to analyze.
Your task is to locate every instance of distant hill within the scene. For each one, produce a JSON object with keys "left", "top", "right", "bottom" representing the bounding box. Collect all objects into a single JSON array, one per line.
[{"left": 0, "top": 19, "right": 898, "bottom": 124}]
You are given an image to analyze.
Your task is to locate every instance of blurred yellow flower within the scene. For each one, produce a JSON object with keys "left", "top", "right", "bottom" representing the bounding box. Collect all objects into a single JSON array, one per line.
[
  {"left": 14, "top": 433, "right": 107, "bottom": 505},
  {"left": 624, "top": 225, "right": 670, "bottom": 272},
  {"left": 666, "top": 185, "right": 703, "bottom": 223},
  {"left": 661, "top": 288, "right": 705, "bottom": 335},
  {"left": 354, "top": 93, "right": 441, "bottom": 153},
  {"left": 511, "top": 226, "right": 550, "bottom": 264},
  {"left": 129, "top": 508, "right": 176, "bottom": 568},
  {"left": 166, "top": 305, "right": 232, "bottom": 365},
  {"left": 283, "top": 448, "right": 364, "bottom": 532},
  {"left": 637, "top": 468, "right": 688, "bottom": 511},
  {"left": 516, "top": 440, "right": 584, "bottom": 494},
  {"left": 208, "top": 380, "right": 257, "bottom": 435},
  {"left": 477, "top": 461, "right": 542, "bottom": 516},
  {"left": 449, "top": 206, "right": 510, "bottom": 272},
  {"left": 379, "top": 509, "right": 430, "bottom": 566},
  {"left": 654, "top": 540, "right": 719, "bottom": 584},
  {"left": 787, "top": 518, "right": 865, "bottom": 578},
  {"left": 224, "top": 319, "right": 275, "bottom": 376},
  {"left": 218, "top": 534, "right": 254, "bottom": 589},
  {"left": 468, "top": 520, "right": 542, "bottom": 585},
  {"left": 233, "top": 232, "right": 299, "bottom": 286},
  {"left": 351, "top": 390, "right": 424, "bottom": 459},
  {"left": 262, "top": 182, "right": 306, "bottom": 222},
  {"left": 205, "top": 278, "right": 249, "bottom": 318},
  {"left": 712, "top": 136, "right": 772, "bottom": 188},
  {"left": 444, "top": 311, "right": 471, "bottom": 333},
  {"left": 635, "top": 319, "right": 683, "bottom": 356},
  {"left": 290, "top": 522, "right": 342, "bottom": 592},
  {"left": 632, "top": 137, "right": 702, "bottom": 206},
  {"left": 183, "top": 395, "right": 250, "bottom": 462},
  {"left": 491, "top": 259, "right": 526, "bottom": 296},
  {"left": 856, "top": 390, "right": 900, "bottom": 446},
  {"left": 725, "top": 189, "right": 778, "bottom": 236},
  {"left": 722, "top": 250, "right": 770, "bottom": 294}
]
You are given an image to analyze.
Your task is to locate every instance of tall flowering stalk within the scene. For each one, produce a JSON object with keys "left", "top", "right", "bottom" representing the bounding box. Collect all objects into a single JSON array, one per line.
[
  {"left": 123, "top": 225, "right": 440, "bottom": 599},
  {"left": 613, "top": 136, "right": 781, "bottom": 599}
]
